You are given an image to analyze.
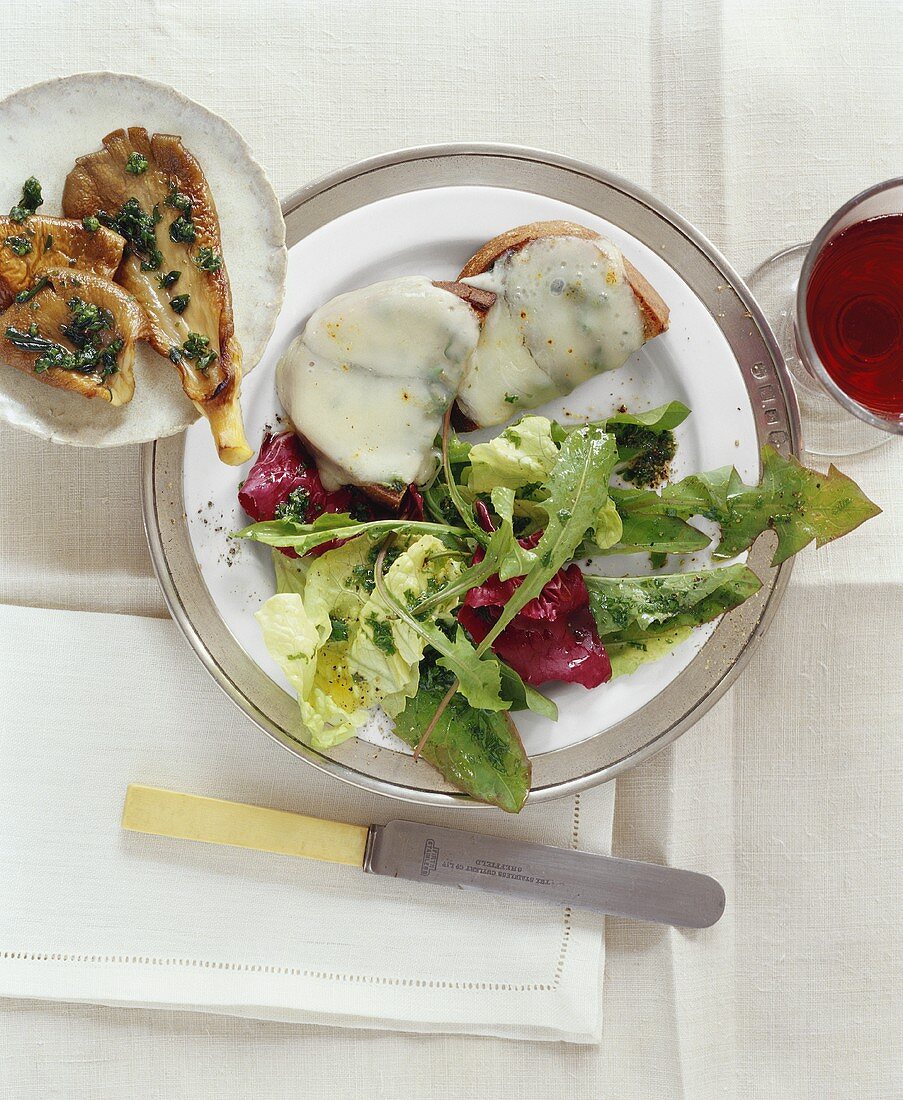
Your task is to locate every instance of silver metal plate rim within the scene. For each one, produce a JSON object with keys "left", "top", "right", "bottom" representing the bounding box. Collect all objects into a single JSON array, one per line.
[{"left": 141, "top": 142, "right": 800, "bottom": 809}]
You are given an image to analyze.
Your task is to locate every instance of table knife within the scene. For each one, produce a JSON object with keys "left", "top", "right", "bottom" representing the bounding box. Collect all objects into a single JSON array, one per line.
[{"left": 122, "top": 785, "right": 725, "bottom": 928}]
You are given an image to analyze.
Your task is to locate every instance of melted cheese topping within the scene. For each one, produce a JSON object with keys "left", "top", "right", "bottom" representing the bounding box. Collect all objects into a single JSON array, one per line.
[
  {"left": 277, "top": 276, "right": 480, "bottom": 488},
  {"left": 458, "top": 236, "right": 645, "bottom": 426}
]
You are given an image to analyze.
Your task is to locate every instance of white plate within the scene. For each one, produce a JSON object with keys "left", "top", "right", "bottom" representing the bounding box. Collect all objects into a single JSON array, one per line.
[
  {"left": 185, "top": 184, "right": 756, "bottom": 756},
  {"left": 144, "top": 145, "right": 799, "bottom": 807},
  {"left": 0, "top": 73, "right": 286, "bottom": 448}
]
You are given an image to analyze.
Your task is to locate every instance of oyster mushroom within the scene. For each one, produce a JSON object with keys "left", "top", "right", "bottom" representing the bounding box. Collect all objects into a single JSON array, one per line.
[
  {"left": 63, "top": 127, "right": 250, "bottom": 464},
  {"left": 0, "top": 215, "right": 123, "bottom": 310},
  {"left": 0, "top": 268, "right": 147, "bottom": 406}
]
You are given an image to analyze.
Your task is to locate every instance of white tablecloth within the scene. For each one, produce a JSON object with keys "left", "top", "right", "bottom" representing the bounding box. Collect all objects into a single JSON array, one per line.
[{"left": 1, "top": 1, "right": 900, "bottom": 1096}]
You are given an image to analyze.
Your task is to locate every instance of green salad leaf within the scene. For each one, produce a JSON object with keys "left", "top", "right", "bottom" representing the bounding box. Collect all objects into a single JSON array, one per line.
[
  {"left": 604, "top": 488, "right": 712, "bottom": 555},
  {"left": 608, "top": 446, "right": 881, "bottom": 564},
  {"left": 606, "top": 626, "right": 694, "bottom": 679},
  {"left": 370, "top": 545, "right": 510, "bottom": 712},
  {"left": 468, "top": 416, "right": 561, "bottom": 493},
  {"left": 434, "top": 627, "right": 509, "bottom": 710},
  {"left": 668, "top": 446, "right": 881, "bottom": 564},
  {"left": 474, "top": 425, "right": 620, "bottom": 652},
  {"left": 585, "top": 563, "right": 761, "bottom": 640},
  {"left": 236, "top": 512, "right": 467, "bottom": 555},
  {"left": 496, "top": 661, "right": 558, "bottom": 720},
  {"left": 392, "top": 664, "right": 531, "bottom": 812},
  {"left": 256, "top": 535, "right": 463, "bottom": 748},
  {"left": 554, "top": 401, "right": 690, "bottom": 482},
  {"left": 602, "top": 401, "right": 691, "bottom": 434},
  {"left": 465, "top": 416, "right": 624, "bottom": 553},
  {"left": 585, "top": 563, "right": 762, "bottom": 679}
]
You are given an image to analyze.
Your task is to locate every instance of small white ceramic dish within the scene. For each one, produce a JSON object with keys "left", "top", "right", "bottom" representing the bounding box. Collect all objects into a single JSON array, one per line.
[{"left": 0, "top": 72, "right": 286, "bottom": 448}]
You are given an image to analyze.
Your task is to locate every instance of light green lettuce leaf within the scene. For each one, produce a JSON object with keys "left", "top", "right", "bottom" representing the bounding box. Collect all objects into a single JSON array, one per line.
[
  {"left": 591, "top": 497, "right": 623, "bottom": 551},
  {"left": 371, "top": 555, "right": 511, "bottom": 711},
  {"left": 489, "top": 486, "right": 538, "bottom": 580},
  {"left": 467, "top": 416, "right": 560, "bottom": 492},
  {"left": 256, "top": 590, "right": 372, "bottom": 749},
  {"left": 256, "top": 535, "right": 463, "bottom": 750},
  {"left": 272, "top": 549, "right": 311, "bottom": 596},
  {"left": 352, "top": 535, "right": 462, "bottom": 712}
]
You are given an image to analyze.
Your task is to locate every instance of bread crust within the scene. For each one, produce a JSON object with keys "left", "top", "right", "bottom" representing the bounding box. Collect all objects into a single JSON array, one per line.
[
  {"left": 457, "top": 220, "right": 669, "bottom": 340},
  {"left": 432, "top": 280, "right": 496, "bottom": 313}
]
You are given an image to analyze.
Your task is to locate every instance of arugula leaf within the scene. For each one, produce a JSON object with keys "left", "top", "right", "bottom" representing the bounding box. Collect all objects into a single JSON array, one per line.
[
  {"left": 393, "top": 665, "right": 531, "bottom": 812},
  {"left": 440, "top": 417, "right": 489, "bottom": 544},
  {"left": 584, "top": 564, "right": 761, "bottom": 640},
  {"left": 371, "top": 548, "right": 510, "bottom": 711},
  {"left": 606, "top": 626, "right": 694, "bottom": 679},
  {"left": 434, "top": 627, "right": 508, "bottom": 710},
  {"left": 496, "top": 660, "right": 558, "bottom": 720},
  {"left": 475, "top": 426, "right": 619, "bottom": 653},
  {"left": 603, "top": 401, "right": 691, "bottom": 433},
  {"left": 604, "top": 489, "right": 713, "bottom": 555},
  {"left": 235, "top": 513, "right": 467, "bottom": 555},
  {"left": 619, "top": 446, "right": 881, "bottom": 565}
]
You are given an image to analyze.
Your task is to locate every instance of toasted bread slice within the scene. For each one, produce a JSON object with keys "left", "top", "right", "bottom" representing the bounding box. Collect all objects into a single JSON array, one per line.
[
  {"left": 457, "top": 220, "right": 669, "bottom": 340},
  {"left": 358, "top": 280, "right": 493, "bottom": 507},
  {"left": 278, "top": 276, "right": 488, "bottom": 504},
  {"left": 432, "top": 280, "right": 496, "bottom": 314}
]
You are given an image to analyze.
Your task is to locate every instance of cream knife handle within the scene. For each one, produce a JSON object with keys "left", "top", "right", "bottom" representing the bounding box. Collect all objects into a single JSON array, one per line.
[{"left": 122, "top": 785, "right": 370, "bottom": 867}]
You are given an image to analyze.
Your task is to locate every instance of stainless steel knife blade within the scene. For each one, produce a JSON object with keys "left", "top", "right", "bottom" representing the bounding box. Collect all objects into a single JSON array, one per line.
[{"left": 365, "top": 820, "right": 725, "bottom": 928}]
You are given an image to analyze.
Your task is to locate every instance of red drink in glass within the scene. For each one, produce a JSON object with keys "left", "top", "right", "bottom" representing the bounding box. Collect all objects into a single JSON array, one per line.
[{"left": 805, "top": 214, "right": 903, "bottom": 416}]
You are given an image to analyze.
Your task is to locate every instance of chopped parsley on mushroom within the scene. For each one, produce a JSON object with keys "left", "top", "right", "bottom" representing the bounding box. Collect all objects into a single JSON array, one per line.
[
  {"left": 170, "top": 330, "right": 217, "bottom": 372},
  {"left": 9, "top": 177, "right": 43, "bottom": 224},
  {"left": 169, "top": 215, "right": 196, "bottom": 244},
  {"left": 14, "top": 275, "right": 52, "bottom": 305},
  {"left": 125, "top": 152, "right": 149, "bottom": 175},
  {"left": 6, "top": 235, "right": 32, "bottom": 256},
  {"left": 5, "top": 294, "right": 123, "bottom": 379},
  {"left": 193, "top": 246, "right": 222, "bottom": 272},
  {"left": 97, "top": 198, "right": 163, "bottom": 271}
]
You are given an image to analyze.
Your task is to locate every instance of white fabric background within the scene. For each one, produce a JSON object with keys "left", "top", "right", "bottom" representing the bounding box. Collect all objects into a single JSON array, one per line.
[
  {"left": 0, "top": 604, "right": 615, "bottom": 1043},
  {"left": 0, "top": 0, "right": 900, "bottom": 1096}
]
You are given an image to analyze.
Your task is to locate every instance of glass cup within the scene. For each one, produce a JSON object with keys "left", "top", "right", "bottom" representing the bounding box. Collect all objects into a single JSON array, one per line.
[{"left": 747, "top": 177, "right": 903, "bottom": 458}]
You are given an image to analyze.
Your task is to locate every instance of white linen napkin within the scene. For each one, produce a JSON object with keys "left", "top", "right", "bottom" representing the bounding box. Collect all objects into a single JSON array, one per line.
[{"left": 0, "top": 603, "right": 615, "bottom": 1043}]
